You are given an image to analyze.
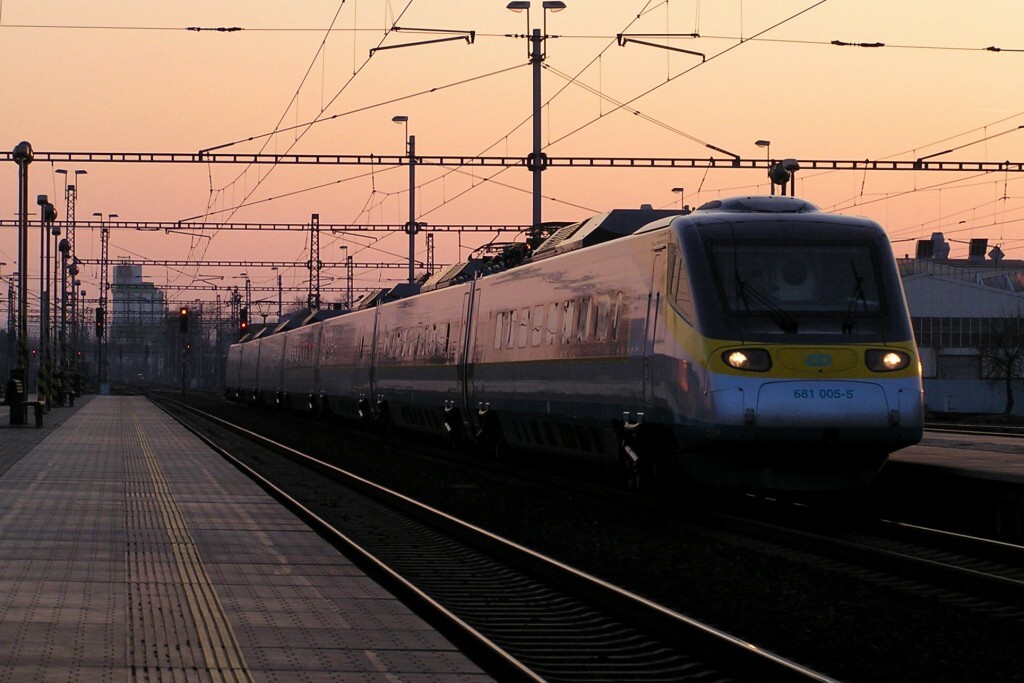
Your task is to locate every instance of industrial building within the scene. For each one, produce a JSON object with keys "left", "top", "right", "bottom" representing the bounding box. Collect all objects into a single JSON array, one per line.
[{"left": 901, "top": 233, "right": 1024, "bottom": 416}]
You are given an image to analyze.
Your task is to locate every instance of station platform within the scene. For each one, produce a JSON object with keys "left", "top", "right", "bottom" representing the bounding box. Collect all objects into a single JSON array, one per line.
[
  {"left": 890, "top": 430, "right": 1024, "bottom": 483},
  {"left": 0, "top": 395, "right": 492, "bottom": 681}
]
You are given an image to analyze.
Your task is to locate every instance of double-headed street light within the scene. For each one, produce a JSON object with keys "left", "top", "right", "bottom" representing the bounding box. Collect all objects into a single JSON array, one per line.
[
  {"left": 37, "top": 195, "right": 57, "bottom": 407},
  {"left": 13, "top": 141, "right": 33, "bottom": 381},
  {"left": 392, "top": 115, "right": 418, "bottom": 284},
  {"left": 507, "top": 1, "right": 567, "bottom": 231}
]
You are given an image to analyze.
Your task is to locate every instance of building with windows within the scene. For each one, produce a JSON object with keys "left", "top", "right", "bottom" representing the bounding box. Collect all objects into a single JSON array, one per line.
[
  {"left": 109, "top": 263, "right": 167, "bottom": 385},
  {"left": 900, "top": 232, "right": 1024, "bottom": 415}
]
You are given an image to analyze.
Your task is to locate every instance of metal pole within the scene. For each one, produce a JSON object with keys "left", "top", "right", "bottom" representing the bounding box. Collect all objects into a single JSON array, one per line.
[
  {"left": 277, "top": 273, "right": 282, "bottom": 318},
  {"left": 13, "top": 142, "right": 32, "bottom": 383},
  {"left": 51, "top": 223, "right": 60, "bottom": 404},
  {"left": 59, "top": 240, "right": 68, "bottom": 405},
  {"left": 408, "top": 134, "right": 416, "bottom": 284},
  {"left": 531, "top": 28, "right": 542, "bottom": 231},
  {"left": 38, "top": 196, "right": 49, "bottom": 406},
  {"left": 346, "top": 255, "right": 353, "bottom": 309}
]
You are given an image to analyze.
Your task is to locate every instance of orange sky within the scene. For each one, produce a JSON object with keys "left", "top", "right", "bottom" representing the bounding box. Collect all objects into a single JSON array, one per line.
[{"left": 3, "top": 0, "right": 1024, "bottom": 315}]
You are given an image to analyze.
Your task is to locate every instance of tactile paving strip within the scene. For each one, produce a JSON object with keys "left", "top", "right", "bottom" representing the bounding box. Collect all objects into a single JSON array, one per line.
[{"left": 124, "top": 405, "right": 252, "bottom": 681}]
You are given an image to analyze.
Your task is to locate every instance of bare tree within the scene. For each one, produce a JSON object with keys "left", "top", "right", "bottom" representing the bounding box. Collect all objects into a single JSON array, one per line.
[{"left": 978, "top": 313, "right": 1024, "bottom": 415}]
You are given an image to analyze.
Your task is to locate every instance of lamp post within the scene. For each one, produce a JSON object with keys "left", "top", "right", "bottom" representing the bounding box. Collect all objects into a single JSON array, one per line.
[
  {"left": 755, "top": 140, "right": 772, "bottom": 195},
  {"left": 70, "top": 268, "right": 80, "bottom": 395},
  {"left": 392, "top": 115, "right": 417, "bottom": 284},
  {"left": 671, "top": 187, "right": 685, "bottom": 210},
  {"left": 507, "top": 1, "right": 566, "bottom": 231},
  {"left": 58, "top": 238, "right": 70, "bottom": 405},
  {"left": 270, "top": 266, "right": 283, "bottom": 319},
  {"left": 338, "top": 247, "right": 353, "bottom": 310},
  {"left": 13, "top": 141, "right": 33, "bottom": 384},
  {"left": 37, "top": 195, "right": 57, "bottom": 408}
]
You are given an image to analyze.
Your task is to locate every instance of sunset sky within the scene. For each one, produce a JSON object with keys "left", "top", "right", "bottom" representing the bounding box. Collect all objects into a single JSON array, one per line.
[{"left": 3, "top": 0, "right": 1024, "bottom": 316}]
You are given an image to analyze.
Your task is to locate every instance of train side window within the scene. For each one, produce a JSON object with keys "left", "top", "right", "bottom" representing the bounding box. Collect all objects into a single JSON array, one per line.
[
  {"left": 546, "top": 302, "right": 559, "bottom": 345},
  {"left": 443, "top": 322, "right": 451, "bottom": 355},
  {"left": 531, "top": 305, "right": 545, "bottom": 347},
  {"left": 507, "top": 309, "right": 518, "bottom": 349},
  {"left": 595, "top": 294, "right": 612, "bottom": 341},
  {"left": 517, "top": 307, "right": 530, "bottom": 348},
  {"left": 668, "top": 246, "right": 679, "bottom": 296},
  {"left": 612, "top": 292, "right": 623, "bottom": 341},
  {"left": 494, "top": 312, "right": 505, "bottom": 350},
  {"left": 561, "top": 300, "right": 576, "bottom": 344},
  {"left": 669, "top": 243, "right": 694, "bottom": 319},
  {"left": 576, "top": 296, "right": 592, "bottom": 343}
]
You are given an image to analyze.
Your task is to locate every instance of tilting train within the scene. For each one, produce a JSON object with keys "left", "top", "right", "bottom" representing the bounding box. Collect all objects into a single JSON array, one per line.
[{"left": 225, "top": 195, "right": 924, "bottom": 491}]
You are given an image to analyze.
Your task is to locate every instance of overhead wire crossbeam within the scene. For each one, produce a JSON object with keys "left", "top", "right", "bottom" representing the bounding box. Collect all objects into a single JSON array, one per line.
[
  {"left": 3, "top": 151, "right": 1023, "bottom": 173},
  {"left": 0, "top": 220, "right": 531, "bottom": 232}
]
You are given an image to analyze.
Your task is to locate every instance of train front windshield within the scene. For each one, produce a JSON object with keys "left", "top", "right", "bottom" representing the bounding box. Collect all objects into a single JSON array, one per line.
[{"left": 708, "top": 240, "right": 884, "bottom": 329}]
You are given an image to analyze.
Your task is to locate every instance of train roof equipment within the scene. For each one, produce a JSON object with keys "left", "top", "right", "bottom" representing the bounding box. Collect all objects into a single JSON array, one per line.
[
  {"left": 692, "top": 195, "right": 819, "bottom": 214},
  {"left": 532, "top": 206, "right": 681, "bottom": 261}
]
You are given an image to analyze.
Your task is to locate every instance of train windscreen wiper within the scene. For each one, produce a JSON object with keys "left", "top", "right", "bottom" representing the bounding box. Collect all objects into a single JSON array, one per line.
[
  {"left": 842, "top": 262, "right": 868, "bottom": 334},
  {"left": 734, "top": 269, "right": 799, "bottom": 333}
]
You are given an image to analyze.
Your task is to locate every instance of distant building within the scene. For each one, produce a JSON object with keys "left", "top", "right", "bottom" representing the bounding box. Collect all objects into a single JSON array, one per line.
[
  {"left": 111, "top": 263, "right": 166, "bottom": 326},
  {"left": 900, "top": 232, "right": 1024, "bottom": 415},
  {"left": 109, "top": 262, "right": 167, "bottom": 384}
]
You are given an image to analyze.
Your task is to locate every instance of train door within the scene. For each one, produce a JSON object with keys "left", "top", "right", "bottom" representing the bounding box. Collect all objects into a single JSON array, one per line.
[
  {"left": 367, "top": 304, "right": 382, "bottom": 403},
  {"left": 458, "top": 280, "right": 479, "bottom": 429},
  {"left": 643, "top": 249, "right": 665, "bottom": 405}
]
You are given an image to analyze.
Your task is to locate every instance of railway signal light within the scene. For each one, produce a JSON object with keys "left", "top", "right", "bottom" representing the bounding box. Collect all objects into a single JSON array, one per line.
[
  {"left": 179, "top": 306, "right": 189, "bottom": 333},
  {"left": 95, "top": 307, "right": 104, "bottom": 338},
  {"left": 239, "top": 307, "right": 248, "bottom": 332}
]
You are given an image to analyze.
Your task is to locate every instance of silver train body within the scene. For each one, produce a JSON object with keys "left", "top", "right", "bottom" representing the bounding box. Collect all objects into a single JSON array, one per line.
[{"left": 226, "top": 196, "right": 924, "bottom": 491}]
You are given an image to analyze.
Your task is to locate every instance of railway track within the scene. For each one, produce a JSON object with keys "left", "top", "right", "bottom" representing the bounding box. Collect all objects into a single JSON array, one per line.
[
  {"left": 154, "top": 394, "right": 832, "bottom": 682},
  {"left": 700, "top": 496, "right": 1024, "bottom": 615},
  {"left": 155, "top": 391, "right": 1024, "bottom": 681}
]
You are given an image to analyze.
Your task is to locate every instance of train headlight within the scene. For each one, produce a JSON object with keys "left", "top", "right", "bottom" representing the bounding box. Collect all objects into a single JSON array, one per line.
[
  {"left": 723, "top": 348, "right": 772, "bottom": 372},
  {"left": 865, "top": 349, "right": 911, "bottom": 372}
]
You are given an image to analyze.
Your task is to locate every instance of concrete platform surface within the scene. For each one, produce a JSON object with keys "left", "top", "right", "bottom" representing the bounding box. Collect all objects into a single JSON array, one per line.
[{"left": 0, "top": 395, "right": 492, "bottom": 681}]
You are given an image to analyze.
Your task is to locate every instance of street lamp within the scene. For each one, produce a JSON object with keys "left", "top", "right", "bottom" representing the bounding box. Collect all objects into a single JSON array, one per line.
[
  {"left": 37, "top": 195, "right": 57, "bottom": 407},
  {"left": 392, "top": 115, "right": 417, "bottom": 284},
  {"left": 755, "top": 140, "right": 772, "bottom": 195},
  {"left": 507, "top": 1, "right": 567, "bottom": 231},
  {"left": 13, "top": 141, "right": 33, "bottom": 383},
  {"left": 270, "top": 266, "right": 283, "bottom": 319},
  {"left": 671, "top": 187, "right": 685, "bottom": 210},
  {"left": 338, "top": 247, "right": 354, "bottom": 310}
]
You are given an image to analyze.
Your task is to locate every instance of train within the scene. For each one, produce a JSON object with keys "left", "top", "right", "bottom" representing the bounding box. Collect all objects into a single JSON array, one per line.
[{"left": 225, "top": 195, "right": 924, "bottom": 492}]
